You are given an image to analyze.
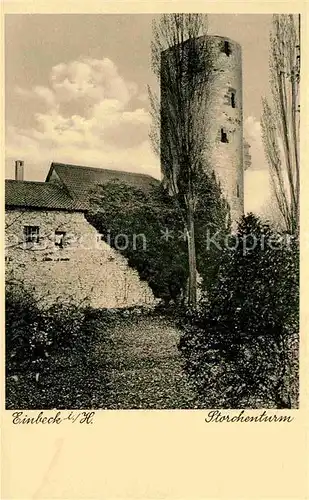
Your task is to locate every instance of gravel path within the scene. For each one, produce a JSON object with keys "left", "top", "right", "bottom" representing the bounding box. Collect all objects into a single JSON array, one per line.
[{"left": 95, "top": 315, "right": 197, "bottom": 409}]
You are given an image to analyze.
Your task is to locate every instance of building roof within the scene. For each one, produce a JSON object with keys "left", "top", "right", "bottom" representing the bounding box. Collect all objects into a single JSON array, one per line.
[
  {"left": 5, "top": 163, "right": 159, "bottom": 212},
  {"left": 5, "top": 180, "right": 86, "bottom": 211},
  {"left": 46, "top": 162, "right": 159, "bottom": 206}
]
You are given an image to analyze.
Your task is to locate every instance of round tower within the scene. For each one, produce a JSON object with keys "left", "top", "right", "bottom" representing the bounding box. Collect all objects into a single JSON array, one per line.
[
  {"left": 205, "top": 35, "right": 244, "bottom": 225},
  {"left": 160, "top": 34, "right": 244, "bottom": 226}
]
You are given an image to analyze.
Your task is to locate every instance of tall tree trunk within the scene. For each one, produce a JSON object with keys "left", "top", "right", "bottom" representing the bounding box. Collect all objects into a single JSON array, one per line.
[{"left": 187, "top": 200, "right": 197, "bottom": 307}]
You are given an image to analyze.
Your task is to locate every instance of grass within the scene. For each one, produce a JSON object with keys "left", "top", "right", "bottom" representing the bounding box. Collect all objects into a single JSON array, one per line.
[
  {"left": 95, "top": 315, "right": 197, "bottom": 409},
  {"left": 6, "top": 312, "right": 197, "bottom": 410}
]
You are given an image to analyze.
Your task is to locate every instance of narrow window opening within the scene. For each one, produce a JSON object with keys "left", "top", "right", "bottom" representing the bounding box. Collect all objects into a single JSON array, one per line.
[
  {"left": 55, "top": 231, "right": 66, "bottom": 248},
  {"left": 220, "top": 128, "right": 228, "bottom": 143},
  {"left": 231, "top": 92, "right": 236, "bottom": 108},
  {"left": 236, "top": 184, "right": 240, "bottom": 198},
  {"left": 23, "top": 226, "right": 40, "bottom": 244},
  {"left": 222, "top": 40, "right": 231, "bottom": 56}
]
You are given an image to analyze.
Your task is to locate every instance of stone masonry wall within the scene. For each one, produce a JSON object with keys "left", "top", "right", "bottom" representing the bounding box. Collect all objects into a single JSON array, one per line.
[{"left": 5, "top": 209, "right": 156, "bottom": 309}]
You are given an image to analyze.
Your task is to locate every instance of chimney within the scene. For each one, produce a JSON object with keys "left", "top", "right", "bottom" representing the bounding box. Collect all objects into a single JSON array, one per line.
[{"left": 15, "top": 160, "right": 24, "bottom": 181}]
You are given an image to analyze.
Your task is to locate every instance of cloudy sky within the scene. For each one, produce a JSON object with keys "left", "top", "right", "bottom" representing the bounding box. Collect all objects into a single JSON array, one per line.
[{"left": 5, "top": 14, "right": 273, "bottom": 214}]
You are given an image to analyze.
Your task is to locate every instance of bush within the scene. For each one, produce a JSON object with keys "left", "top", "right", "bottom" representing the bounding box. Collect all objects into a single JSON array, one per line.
[
  {"left": 86, "top": 172, "right": 229, "bottom": 304},
  {"left": 5, "top": 282, "right": 152, "bottom": 409},
  {"left": 87, "top": 181, "right": 188, "bottom": 304},
  {"left": 5, "top": 280, "right": 93, "bottom": 377},
  {"left": 6, "top": 281, "right": 44, "bottom": 374},
  {"left": 179, "top": 214, "right": 299, "bottom": 409}
]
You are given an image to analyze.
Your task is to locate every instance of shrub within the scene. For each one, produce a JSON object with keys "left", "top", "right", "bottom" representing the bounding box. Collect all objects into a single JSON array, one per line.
[
  {"left": 5, "top": 280, "right": 90, "bottom": 376},
  {"left": 86, "top": 172, "right": 229, "bottom": 305},
  {"left": 5, "top": 283, "right": 150, "bottom": 409},
  {"left": 87, "top": 181, "right": 188, "bottom": 304},
  {"left": 179, "top": 214, "right": 299, "bottom": 409},
  {"left": 6, "top": 281, "right": 38, "bottom": 374}
]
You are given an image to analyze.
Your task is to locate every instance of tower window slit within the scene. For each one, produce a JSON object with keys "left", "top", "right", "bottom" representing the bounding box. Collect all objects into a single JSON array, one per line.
[
  {"left": 231, "top": 92, "right": 236, "bottom": 108},
  {"left": 222, "top": 40, "right": 231, "bottom": 56},
  {"left": 220, "top": 128, "right": 228, "bottom": 143}
]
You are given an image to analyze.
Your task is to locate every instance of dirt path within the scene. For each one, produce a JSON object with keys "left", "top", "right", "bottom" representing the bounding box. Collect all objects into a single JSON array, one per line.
[{"left": 95, "top": 315, "right": 197, "bottom": 409}]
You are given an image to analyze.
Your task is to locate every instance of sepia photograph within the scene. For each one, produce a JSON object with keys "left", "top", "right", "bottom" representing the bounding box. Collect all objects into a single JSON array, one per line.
[{"left": 5, "top": 13, "right": 300, "bottom": 411}]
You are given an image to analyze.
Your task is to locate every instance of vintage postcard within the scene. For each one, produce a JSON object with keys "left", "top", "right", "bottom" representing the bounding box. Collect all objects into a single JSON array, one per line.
[{"left": 1, "top": 2, "right": 308, "bottom": 499}]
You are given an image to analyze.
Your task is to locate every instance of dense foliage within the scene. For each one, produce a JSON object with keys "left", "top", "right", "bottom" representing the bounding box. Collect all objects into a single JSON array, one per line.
[
  {"left": 179, "top": 214, "right": 299, "bottom": 409},
  {"left": 5, "top": 280, "right": 194, "bottom": 409},
  {"left": 87, "top": 171, "right": 229, "bottom": 304},
  {"left": 6, "top": 280, "right": 90, "bottom": 374},
  {"left": 5, "top": 280, "right": 110, "bottom": 408}
]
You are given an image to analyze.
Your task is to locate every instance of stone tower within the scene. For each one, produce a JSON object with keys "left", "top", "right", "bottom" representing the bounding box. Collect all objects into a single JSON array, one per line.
[
  {"left": 205, "top": 35, "right": 244, "bottom": 224},
  {"left": 160, "top": 34, "right": 244, "bottom": 225}
]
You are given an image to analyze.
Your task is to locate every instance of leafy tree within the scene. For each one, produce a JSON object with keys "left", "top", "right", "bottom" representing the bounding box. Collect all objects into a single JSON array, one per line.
[
  {"left": 261, "top": 14, "right": 300, "bottom": 235},
  {"left": 87, "top": 175, "right": 229, "bottom": 304},
  {"left": 149, "top": 14, "right": 220, "bottom": 307},
  {"left": 87, "top": 181, "right": 188, "bottom": 304},
  {"left": 180, "top": 214, "right": 299, "bottom": 408},
  {"left": 195, "top": 170, "right": 231, "bottom": 293}
]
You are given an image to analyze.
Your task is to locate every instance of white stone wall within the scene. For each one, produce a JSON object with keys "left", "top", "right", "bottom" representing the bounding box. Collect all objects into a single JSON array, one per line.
[{"left": 5, "top": 209, "right": 156, "bottom": 309}]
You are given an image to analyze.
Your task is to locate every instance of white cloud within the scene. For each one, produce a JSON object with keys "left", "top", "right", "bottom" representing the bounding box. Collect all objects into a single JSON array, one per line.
[
  {"left": 244, "top": 168, "right": 271, "bottom": 215},
  {"left": 33, "top": 86, "right": 55, "bottom": 107},
  {"left": 137, "top": 92, "right": 149, "bottom": 102},
  {"left": 243, "top": 115, "right": 273, "bottom": 215},
  {"left": 244, "top": 115, "right": 262, "bottom": 143},
  {"left": 243, "top": 115, "right": 292, "bottom": 224},
  {"left": 7, "top": 57, "right": 160, "bottom": 181},
  {"left": 49, "top": 57, "right": 136, "bottom": 105},
  {"left": 8, "top": 64, "right": 275, "bottom": 218},
  {"left": 244, "top": 115, "right": 268, "bottom": 171},
  {"left": 16, "top": 85, "right": 55, "bottom": 108},
  {"left": 120, "top": 109, "right": 151, "bottom": 125}
]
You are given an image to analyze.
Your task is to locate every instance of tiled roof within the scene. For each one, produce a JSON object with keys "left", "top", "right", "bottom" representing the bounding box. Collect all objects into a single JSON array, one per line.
[
  {"left": 5, "top": 180, "right": 86, "bottom": 211},
  {"left": 46, "top": 162, "right": 159, "bottom": 207}
]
